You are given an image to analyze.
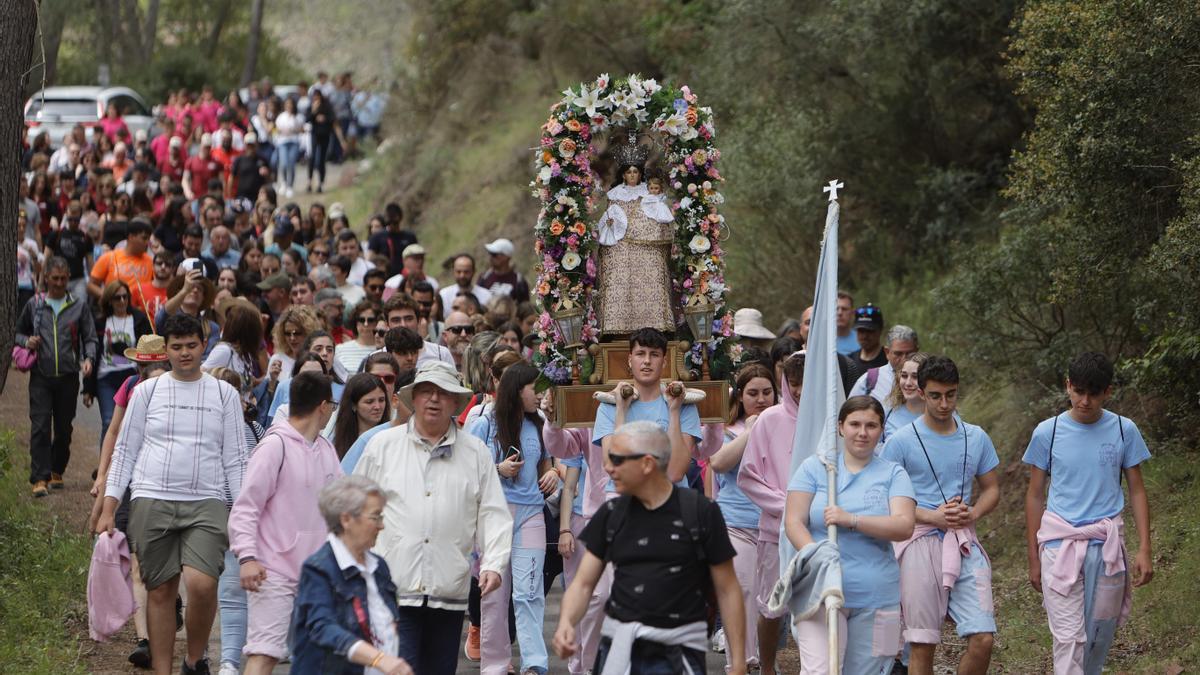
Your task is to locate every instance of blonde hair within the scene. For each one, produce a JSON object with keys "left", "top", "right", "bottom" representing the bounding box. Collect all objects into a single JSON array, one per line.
[
  {"left": 888, "top": 351, "right": 930, "bottom": 409},
  {"left": 207, "top": 366, "right": 243, "bottom": 391},
  {"left": 271, "top": 305, "right": 324, "bottom": 359}
]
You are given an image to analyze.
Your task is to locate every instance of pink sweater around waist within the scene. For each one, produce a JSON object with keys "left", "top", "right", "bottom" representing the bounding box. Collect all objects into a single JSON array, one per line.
[
  {"left": 894, "top": 523, "right": 983, "bottom": 589},
  {"left": 1037, "top": 511, "right": 1126, "bottom": 596}
]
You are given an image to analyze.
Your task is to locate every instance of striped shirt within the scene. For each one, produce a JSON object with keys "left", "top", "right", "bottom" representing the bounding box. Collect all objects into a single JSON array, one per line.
[{"left": 105, "top": 373, "right": 248, "bottom": 503}]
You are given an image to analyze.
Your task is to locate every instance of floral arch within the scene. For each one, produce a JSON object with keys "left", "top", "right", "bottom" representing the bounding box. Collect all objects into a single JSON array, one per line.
[{"left": 531, "top": 73, "right": 738, "bottom": 384}]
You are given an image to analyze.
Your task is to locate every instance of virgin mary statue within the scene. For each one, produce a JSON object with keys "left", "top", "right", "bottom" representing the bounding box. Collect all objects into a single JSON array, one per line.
[{"left": 594, "top": 132, "right": 675, "bottom": 337}]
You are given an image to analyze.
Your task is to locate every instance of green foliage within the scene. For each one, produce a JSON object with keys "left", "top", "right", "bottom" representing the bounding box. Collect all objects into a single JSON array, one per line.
[
  {"left": 0, "top": 432, "right": 92, "bottom": 674},
  {"left": 944, "top": 0, "right": 1200, "bottom": 423}
]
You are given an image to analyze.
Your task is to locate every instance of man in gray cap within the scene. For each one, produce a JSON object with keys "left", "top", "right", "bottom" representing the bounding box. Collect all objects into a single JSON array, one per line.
[
  {"left": 353, "top": 361, "right": 512, "bottom": 675},
  {"left": 257, "top": 273, "right": 292, "bottom": 322}
]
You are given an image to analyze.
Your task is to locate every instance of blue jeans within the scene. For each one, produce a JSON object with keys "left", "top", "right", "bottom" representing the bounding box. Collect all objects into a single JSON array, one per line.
[
  {"left": 275, "top": 140, "right": 299, "bottom": 188},
  {"left": 308, "top": 134, "right": 330, "bottom": 185},
  {"left": 218, "top": 549, "right": 248, "bottom": 667},
  {"left": 394, "top": 602, "right": 464, "bottom": 675},
  {"left": 97, "top": 369, "right": 132, "bottom": 446}
]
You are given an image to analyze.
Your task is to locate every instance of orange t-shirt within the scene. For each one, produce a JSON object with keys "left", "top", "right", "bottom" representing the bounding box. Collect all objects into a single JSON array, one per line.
[
  {"left": 141, "top": 283, "right": 169, "bottom": 327},
  {"left": 91, "top": 249, "right": 154, "bottom": 314}
]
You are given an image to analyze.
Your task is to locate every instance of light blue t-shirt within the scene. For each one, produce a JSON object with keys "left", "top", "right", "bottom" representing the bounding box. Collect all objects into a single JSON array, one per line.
[
  {"left": 1022, "top": 410, "right": 1149, "bottom": 530},
  {"left": 715, "top": 430, "right": 762, "bottom": 529},
  {"left": 883, "top": 404, "right": 921, "bottom": 444},
  {"left": 592, "top": 396, "right": 703, "bottom": 492},
  {"left": 789, "top": 452, "right": 915, "bottom": 608},
  {"left": 880, "top": 416, "right": 999, "bottom": 512},
  {"left": 340, "top": 421, "right": 391, "bottom": 473},
  {"left": 562, "top": 454, "right": 585, "bottom": 517},
  {"left": 468, "top": 414, "right": 546, "bottom": 507},
  {"left": 45, "top": 296, "right": 66, "bottom": 316},
  {"left": 836, "top": 332, "right": 860, "bottom": 356}
]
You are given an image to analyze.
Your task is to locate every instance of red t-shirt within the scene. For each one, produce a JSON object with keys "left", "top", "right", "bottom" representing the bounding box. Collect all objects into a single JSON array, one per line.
[{"left": 185, "top": 155, "right": 222, "bottom": 197}]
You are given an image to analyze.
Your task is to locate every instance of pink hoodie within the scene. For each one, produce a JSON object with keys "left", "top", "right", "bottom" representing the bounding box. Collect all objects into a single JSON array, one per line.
[
  {"left": 88, "top": 531, "right": 136, "bottom": 641},
  {"left": 544, "top": 424, "right": 611, "bottom": 518},
  {"left": 229, "top": 421, "right": 344, "bottom": 581},
  {"left": 737, "top": 387, "right": 799, "bottom": 543}
]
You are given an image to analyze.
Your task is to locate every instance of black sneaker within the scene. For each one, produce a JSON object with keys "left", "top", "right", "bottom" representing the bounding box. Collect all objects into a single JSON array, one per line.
[
  {"left": 128, "top": 639, "right": 151, "bottom": 669},
  {"left": 891, "top": 659, "right": 908, "bottom": 675},
  {"left": 181, "top": 657, "right": 211, "bottom": 675}
]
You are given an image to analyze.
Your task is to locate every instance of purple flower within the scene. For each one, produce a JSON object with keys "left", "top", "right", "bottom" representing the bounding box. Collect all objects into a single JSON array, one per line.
[{"left": 673, "top": 98, "right": 689, "bottom": 113}]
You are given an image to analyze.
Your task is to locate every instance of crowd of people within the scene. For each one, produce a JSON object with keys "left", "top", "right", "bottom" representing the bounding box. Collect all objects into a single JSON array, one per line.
[{"left": 15, "top": 75, "right": 1155, "bottom": 675}]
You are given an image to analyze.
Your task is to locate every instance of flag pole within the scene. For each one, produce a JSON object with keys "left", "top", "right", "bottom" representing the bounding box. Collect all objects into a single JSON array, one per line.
[{"left": 821, "top": 181, "right": 844, "bottom": 675}]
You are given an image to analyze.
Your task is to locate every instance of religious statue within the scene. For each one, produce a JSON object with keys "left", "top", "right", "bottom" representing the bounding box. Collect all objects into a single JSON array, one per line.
[{"left": 594, "top": 131, "right": 676, "bottom": 337}]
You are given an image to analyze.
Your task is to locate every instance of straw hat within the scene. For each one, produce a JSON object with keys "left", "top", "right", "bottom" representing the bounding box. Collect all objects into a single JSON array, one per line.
[
  {"left": 398, "top": 361, "right": 474, "bottom": 414},
  {"left": 124, "top": 334, "right": 168, "bottom": 362},
  {"left": 733, "top": 308, "right": 776, "bottom": 340}
]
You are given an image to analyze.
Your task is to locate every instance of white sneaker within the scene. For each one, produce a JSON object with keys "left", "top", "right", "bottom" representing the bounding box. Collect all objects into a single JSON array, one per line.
[
  {"left": 285, "top": 187, "right": 294, "bottom": 198},
  {"left": 218, "top": 663, "right": 238, "bottom": 675},
  {"left": 711, "top": 626, "right": 727, "bottom": 653}
]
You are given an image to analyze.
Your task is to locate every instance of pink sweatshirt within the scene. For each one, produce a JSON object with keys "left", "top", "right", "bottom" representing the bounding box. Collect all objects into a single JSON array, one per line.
[
  {"left": 88, "top": 531, "right": 136, "bottom": 642},
  {"left": 737, "top": 388, "right": 799, "bottom": 543},
  {"left": 229, "top": 421, "right": 344, "bottom": 581},
  {"left": 544, "top": 424, "right": 610, "bottom": 518},
  {"left": 894, "top": 523, "right": 983, "bottom": 589},
  {"left": 1037, "top": 511, "right": 1126, "bottom": 597}
]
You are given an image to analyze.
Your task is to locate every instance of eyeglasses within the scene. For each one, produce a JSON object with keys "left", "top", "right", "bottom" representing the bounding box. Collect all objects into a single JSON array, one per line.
[
  {"left": 357, "top": 315, "right": 379, "bottom": 324},
  {"left": 446, "top": 325, "right": 474, "bottom": 335},
  {"left": 608, "top": 452, "right": 649, "bottom": 467},
  {"left": 373, "top": 329, "right": 388, "bottom": 338},
  {"left": 362, "top": 513, "right": 385, "bottom": 523},
  {"left": 284, "top": 330, "right": 305, "bottom": 338}
]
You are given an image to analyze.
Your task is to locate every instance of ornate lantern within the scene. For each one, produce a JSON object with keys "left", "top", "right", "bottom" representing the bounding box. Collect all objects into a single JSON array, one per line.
[
  {"left": 551, "top": 306, "right": 586, "bottom": 349},
  {"left": 683, "top": 298, "right": 716, "bottom": 343}
]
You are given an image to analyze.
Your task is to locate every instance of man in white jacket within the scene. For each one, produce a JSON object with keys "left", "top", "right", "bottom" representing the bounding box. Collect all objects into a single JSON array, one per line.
[{"left": 353, "top": 361, "right": 512, "bottom": 675}]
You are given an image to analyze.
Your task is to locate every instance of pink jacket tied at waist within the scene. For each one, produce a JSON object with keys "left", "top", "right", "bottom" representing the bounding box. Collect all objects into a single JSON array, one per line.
[
  {"left": 1037, "top": 511, "right": 1126, "bottom": 596},
  {"left": 894, "top": 523, "right": 983, "bottom": 590},
  {"left": 88, "top": 531, "right": 136, "bottom": 641}
]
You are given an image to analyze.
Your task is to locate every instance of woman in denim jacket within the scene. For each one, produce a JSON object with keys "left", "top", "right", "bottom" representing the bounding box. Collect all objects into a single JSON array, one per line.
[{"left": 291, "top": 476, "right": 413, "bottom": 675}]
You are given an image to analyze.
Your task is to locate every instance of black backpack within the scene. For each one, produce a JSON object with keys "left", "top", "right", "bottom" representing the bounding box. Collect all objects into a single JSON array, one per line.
[{"left": 602, "top": 487, "right": 719, "bottom": 635}]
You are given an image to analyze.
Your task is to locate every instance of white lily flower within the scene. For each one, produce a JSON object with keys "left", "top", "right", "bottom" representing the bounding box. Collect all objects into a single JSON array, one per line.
[
  {"left": 642, "top": 78, "right": 661, "bottom": 95},
  {"left": 660, "top": 112, "right": 689, "bottom": 136},
  {"left": 609, "top": 89, "right": 630, "bottom": 109},
  {"left": 538, "top": 166, "right": 553, "bottom": 184},
  {"left": 680, "top": 126, "right": 699, "bottom": 141}
]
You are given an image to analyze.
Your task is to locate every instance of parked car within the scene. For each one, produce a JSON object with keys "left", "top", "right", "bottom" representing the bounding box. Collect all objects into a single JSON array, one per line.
[{"left": 24, "top": 86, "right": 154, "bottom": 149}]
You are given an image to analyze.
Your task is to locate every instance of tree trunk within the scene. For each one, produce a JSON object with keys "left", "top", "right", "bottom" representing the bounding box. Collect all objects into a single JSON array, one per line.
[
  {"left": 142, "top": 0, "right": 160, "bottom": 60},
  {"left": 206, "top": 0, "right": 231, "bottom": 59},
  {"left": 0, "top": 0, "right": 40, "bottom": 393},
  {"left": 240, "top": 0, "right": 266, "bottom": 87}
]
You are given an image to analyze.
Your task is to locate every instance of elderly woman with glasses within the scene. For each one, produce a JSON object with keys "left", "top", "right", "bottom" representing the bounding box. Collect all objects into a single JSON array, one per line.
[
  {"left": 84, "top": 280, "right": 153, "bottom": 445},
  {"left": 291, "top": 475, "right": 413, "bottom": 675}
]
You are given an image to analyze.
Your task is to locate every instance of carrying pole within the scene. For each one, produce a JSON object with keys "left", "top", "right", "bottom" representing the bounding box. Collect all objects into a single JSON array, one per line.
[{"left": 825, "top": 457, "right": 841, "bottom": 674}]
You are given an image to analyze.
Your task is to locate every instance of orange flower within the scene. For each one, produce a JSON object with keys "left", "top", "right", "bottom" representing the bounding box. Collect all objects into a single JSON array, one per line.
[
  {"left": 572, "top": 221, "right": 587, "bottom": 235},
  {"left": 685, "top": 107, "right": 699, "bottom": 126},
  {"left": 550, "top": 220, "right": 565, "bottom": 236},
  {"left": 542, "top": 150, "right": 554, "bottom": 164},
  {"left": 558, "top": 138, "right": 577, "bottom": 158},
  {"left": 565, "top": 119, "right": 583, "bottom": 132},
  {"left": 537, "top": 280, "right": 551, "bottom": 296}
]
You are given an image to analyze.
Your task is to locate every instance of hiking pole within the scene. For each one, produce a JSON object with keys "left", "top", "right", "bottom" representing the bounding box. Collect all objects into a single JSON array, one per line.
[{"left": 825, "top": 454, "right": 841, "bottom": 674}]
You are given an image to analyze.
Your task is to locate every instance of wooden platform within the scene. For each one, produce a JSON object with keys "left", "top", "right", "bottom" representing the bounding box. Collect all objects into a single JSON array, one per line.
[{"left": 551, "top": 379, "right": 730, "bottom": 428}]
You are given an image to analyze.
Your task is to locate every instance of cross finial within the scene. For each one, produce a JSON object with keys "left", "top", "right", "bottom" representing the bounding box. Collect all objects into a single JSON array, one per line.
[{"left": 823, "top": 179, "right": 845, "bottom": 202}]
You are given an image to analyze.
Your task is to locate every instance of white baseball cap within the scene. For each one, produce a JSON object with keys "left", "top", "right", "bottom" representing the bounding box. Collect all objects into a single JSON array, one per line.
[{"left": 484, "top": 238, "right": 514, "bottom": 257}]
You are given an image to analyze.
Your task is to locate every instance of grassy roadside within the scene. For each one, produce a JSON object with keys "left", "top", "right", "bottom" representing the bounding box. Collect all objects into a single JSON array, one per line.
[{"left": 0, "top": 430, "right": 92, "bottom": 674}]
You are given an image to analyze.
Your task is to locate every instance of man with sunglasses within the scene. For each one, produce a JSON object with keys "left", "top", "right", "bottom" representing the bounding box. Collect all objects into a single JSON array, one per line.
[
  {"left": 43, "top": 198, "right": 92, "bottom": 302},
  {"left": 553, "top": 421, "right": 746, "bottom": 674},
  {"left": 440, "top": 311, "right": 476, "bottom": 371},
  {"left": 363, "top": 269, "right": 387, "bottom": 304}
]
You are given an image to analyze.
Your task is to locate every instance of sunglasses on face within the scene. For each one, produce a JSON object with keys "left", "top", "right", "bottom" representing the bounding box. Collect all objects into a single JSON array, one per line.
[
  {"left": 446, "top": 325, "right": 474, "bottom": 335},
  {"left": 357, "top": 315, "right": 379, "bottom": 324},
  {"left": 608, "top": 452, "right": 648, "bottom": 467},
  {"left": 312, "top": 249, "right": 329, "bottom": 257},
  {"left": 112, "top": 293, "right": 129, "bottom": 301},
  {"left": 373, "top": 329, "right": 387, "bottom": 338},
  {"left": 284, "top": 330, "right": 305, "bottom": 338},
  {"left": 375, "top": 372, "right": 396, "bottom": 385}
]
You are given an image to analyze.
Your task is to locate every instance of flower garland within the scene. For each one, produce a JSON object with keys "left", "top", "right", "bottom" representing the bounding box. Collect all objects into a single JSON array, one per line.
[{"left": 531, "top": 73, "right": 738, "bottom": 384}]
